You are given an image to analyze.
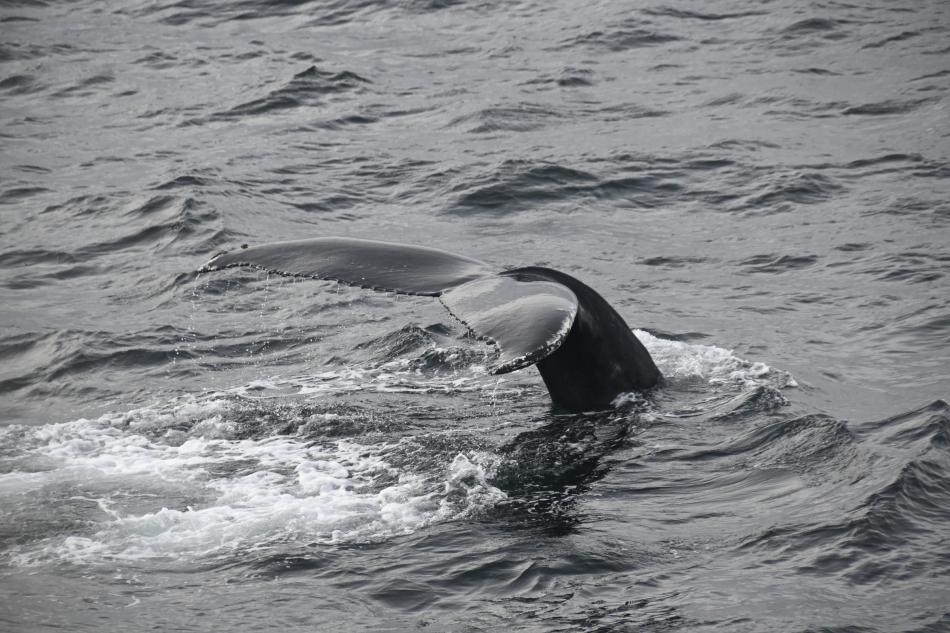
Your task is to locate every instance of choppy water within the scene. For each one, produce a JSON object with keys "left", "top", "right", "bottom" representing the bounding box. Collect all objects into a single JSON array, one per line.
[{"left": 2, "top": 0, "right": 949, "bottom": 631}]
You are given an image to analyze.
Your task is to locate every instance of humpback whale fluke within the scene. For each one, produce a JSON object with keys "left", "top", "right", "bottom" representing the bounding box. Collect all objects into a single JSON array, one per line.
[{"left": 200, "top": 237, "right": 660, "bottom": 412}]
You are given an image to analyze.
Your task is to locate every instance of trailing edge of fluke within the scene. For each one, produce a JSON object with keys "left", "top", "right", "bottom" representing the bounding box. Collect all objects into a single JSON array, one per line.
[{"left": 200, "top": 237, "right": 660, "bottom": 412}]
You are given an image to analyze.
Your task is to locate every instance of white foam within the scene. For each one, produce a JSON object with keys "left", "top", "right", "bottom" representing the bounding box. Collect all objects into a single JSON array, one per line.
[
  {"left": 205, "top": 357, "right": 506, "bottom": 399},
  {"left": 635, "top": 329, "right": 794, "bottom": 389},
  {"left": 214, "top": 332, "right": 789, "bottom": 400},
  {"left": 2, "top": 394, "right": 505, "bottom": 566}
]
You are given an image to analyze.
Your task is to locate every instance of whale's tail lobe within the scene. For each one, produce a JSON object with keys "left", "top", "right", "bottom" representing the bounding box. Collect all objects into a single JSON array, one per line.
[
  {"left": 200, "top": 237, "right": 659, "bottom": 411},
  {"left": 201, "top": 237, "right": 491, "bottom": 296}
]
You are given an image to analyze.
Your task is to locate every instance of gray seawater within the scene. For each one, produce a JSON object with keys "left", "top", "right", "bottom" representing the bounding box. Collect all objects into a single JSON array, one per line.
[{"left": 2, "top": 0, "right": 949, "bottom": 630}]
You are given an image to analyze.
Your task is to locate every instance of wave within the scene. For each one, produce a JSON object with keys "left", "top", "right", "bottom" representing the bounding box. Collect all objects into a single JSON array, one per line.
[
  {"left": 443, "top": 159, "right": 688, "bottom": 215},
  {"left": 841, "top": 98, "right": 938, "bottom": 116},
  {"left": 642, "top": 7, "right": 766, "bottom": 22},
  {"left": 211, "top": 65, "right": 370, "bottom": 121},
  {"left": 446, "top": 103, "right": 568, "bottom": 134},
  {"left": 736, "top": 401, "right": 950, "bottom": 585},
  {"left": 556, "top": 24, "right": 680, "bottom": 53}
]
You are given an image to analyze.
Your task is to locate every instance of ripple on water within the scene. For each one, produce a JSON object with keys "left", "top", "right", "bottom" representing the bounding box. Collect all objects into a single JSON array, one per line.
[
  {"left": 735, "top": 401, "right": 950, "bottom": 584},
  {"left": 557, "top": 24, "right": 681, "bottom": 53},
  {"left": 446, "top": 103, "right": 569, "bottom": 134},
  {"left": 210, "top": 65, "right": 371, "bottom": 121},
  {"left": 841, "top": 97, "right": 939, "bottom": 116}
]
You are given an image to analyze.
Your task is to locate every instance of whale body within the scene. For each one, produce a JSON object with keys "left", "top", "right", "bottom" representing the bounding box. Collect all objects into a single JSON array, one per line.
[{"left": 200, "top": 237, "right": 660, "bottom": 412}]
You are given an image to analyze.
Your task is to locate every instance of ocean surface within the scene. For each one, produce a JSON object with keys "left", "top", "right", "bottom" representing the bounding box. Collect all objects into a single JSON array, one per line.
[{"left": 1, "top": 0, "right": 949, "bottom": 630}]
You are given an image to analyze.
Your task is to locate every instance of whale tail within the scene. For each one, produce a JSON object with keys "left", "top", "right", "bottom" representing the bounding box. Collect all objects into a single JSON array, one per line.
[{"left": 200, "top": 237, "right": 660, "bottom": 411}]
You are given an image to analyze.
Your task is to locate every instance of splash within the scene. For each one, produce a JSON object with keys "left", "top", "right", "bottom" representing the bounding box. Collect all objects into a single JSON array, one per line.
[
  {"left": 636, "top": 329, "right": 796, "bottom": 389},
  {"left": 2, "top": 396, "right": 505, "bottom": 566}
]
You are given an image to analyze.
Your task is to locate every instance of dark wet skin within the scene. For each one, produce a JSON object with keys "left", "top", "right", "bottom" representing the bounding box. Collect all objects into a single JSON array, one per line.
[{"left": 202, "top": 237, "right": 661, "bottom": 412}]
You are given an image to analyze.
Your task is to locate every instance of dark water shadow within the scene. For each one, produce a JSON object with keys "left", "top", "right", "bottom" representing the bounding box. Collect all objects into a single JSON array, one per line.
[{"left": 487, "top": 407, "right": 644, "bottom": 536}]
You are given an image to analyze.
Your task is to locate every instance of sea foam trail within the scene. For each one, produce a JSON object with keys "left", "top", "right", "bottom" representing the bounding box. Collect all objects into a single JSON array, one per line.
[
  {"left": 4, "top": 408, "right": 505, "bottom": 564},
  {"left": 1, "top": 335, "right": 788, "bottom": 564}
]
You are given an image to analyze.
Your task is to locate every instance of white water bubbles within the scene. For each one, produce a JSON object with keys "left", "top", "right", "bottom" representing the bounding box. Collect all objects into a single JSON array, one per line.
[
  {"left": 636, "top": 329, "right": 795, "bottom": 390},
  {"left": 627, "top": 330, "right": 797, "bottom": 422},
  {"left": 1, "top": 392, "right": 505, "bottom": 567}
]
